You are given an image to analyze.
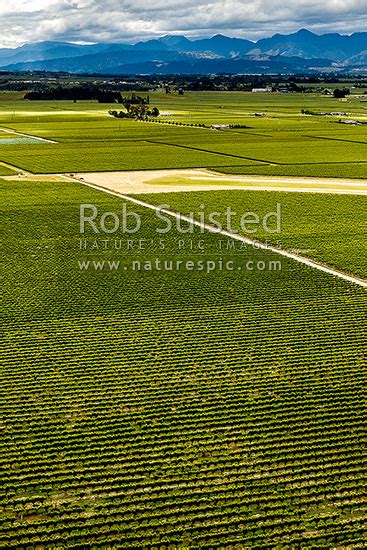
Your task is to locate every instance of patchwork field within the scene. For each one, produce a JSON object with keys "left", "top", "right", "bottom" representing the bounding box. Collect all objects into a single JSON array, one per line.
[
  {"left": 1, "top": 177, "right": 366, "bottom": 548},
  {"left": 0, "top": 91, "right": 366, "bottom": 176}
]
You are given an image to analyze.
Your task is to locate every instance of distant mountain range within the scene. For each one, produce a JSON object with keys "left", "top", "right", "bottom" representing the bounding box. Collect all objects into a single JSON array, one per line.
[{"left": 1, "top": 29, "right": 366, "bottom": 75}]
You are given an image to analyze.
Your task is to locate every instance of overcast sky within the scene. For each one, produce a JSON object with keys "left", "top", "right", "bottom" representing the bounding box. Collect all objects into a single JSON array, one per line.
[{"left": 1, "top": 0, "right": 367, "bottom": 47}]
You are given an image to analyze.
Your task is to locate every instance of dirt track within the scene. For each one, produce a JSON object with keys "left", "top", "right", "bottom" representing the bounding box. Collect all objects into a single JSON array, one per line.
[
  {"left": 72, "top": 168, "right": 367, "bottom": 195},
  {"left": 4, "top": 167, "right": 367, "bottom": 195}
]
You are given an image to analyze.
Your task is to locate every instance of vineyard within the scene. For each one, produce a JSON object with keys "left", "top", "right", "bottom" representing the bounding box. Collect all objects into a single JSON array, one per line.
[
  {"left": 0, "top": 91, "right": 366, "bottom": 177},
  {"left": 1, "top": 177, "right": 366, "bottom": 548},
  {"left": 142, "top": 189, "right": 367, "bottom": 278}
]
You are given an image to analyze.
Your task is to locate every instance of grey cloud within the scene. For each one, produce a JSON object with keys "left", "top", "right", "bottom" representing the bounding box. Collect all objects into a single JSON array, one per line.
[{"left": 2, "top": 0, "right": 367, "bottom": 47}]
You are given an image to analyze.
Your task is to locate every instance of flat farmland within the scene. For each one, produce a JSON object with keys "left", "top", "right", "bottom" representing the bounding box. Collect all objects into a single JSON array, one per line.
[
  {"left": 0, "top": 91, "right": 366, "bottom": 176},
  {"left": 1, "top": 177, "right": 366, "bottom": 548}
]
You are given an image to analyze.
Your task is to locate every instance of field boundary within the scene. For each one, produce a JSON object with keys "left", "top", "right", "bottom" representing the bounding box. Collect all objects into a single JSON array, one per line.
[
  {"left": 69, "top": 176, "right": 367, "bottom": 288},
  {"left": 302, "top": 134, "right": 367, "bottom": 146},
  {"left": 145, "top": 139, "right": 276, "bottom": 165}
]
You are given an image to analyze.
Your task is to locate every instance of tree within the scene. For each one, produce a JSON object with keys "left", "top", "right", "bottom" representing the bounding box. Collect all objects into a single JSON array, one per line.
[
  {"left": 333, "top": 88, "right": 350, "bottom": 98},
  {"left": 126, "top": 104, "right": 149, "bottom": 120}
]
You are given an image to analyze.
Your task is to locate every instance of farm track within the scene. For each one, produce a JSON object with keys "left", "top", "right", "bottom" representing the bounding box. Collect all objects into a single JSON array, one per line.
[
  {"left": 0, "top": 126, "right": 57, "bottom": 144},
  {"left": 70, "top": 175, "right": 367, "bottom": 288}
]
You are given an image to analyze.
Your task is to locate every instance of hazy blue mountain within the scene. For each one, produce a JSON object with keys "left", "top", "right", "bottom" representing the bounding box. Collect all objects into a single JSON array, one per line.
[
  {"left": 158, "top": 35, "right": 193, "bottom": 49},
  {"left": 346, "top": 51, "right": 367, "bottom": 66},
  {"left": 157, "top": 34, "right": 254, "bottom": 56},
  {"left": 4, "top": 49, "right": 196, "bottom": 73},
  {"left": 107, "top": 55, "right": 334, "bottom": 75},
  {"left": 155, "top": 30, "right": 366, "bottom": 60},
  {"left": 0, "top": 41, "right": 135, "bottom": 67},
  {"left": 1, "top": 29, "right": 366, "bottom": 74},
  {"left": 132, "top": 40, "right": 170, "bottom": 51},
  {"left": 252, "top": 29, "right": 367, "bottom": 61},
  {"left": 6, "top": 52, "right": 334, "bottom": 75}
]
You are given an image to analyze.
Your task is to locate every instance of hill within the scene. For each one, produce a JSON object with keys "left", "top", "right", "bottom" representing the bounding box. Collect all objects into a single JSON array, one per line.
[{"left": 1, "top": 29, "right": 366, "bottom": 74}]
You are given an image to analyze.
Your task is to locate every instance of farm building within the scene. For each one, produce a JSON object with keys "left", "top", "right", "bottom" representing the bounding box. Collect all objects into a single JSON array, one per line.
[
  {"left": 211, "top": 124, "right": 230, "bottom": 130},
  {"left": 339, "top": 119, "right": 362, "bottom": 125},
  {"left": 252, "top": 87, "right": 272, "bottom": 93}
]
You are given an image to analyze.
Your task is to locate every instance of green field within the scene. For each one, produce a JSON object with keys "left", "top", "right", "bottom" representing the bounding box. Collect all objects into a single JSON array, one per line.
[
  {"left": 141, "top": 190, "right": 367, "bottom": 278},
  {"left": 1, "top": 177, "right": 366, "bottom": 548},
  {"left": 0, "top": 91, "right": 366, "bottom": 176}
]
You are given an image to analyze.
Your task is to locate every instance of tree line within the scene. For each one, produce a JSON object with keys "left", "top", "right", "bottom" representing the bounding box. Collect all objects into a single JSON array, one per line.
[{"left": 24, "top": 86, "right": 150, "bottom": 104}]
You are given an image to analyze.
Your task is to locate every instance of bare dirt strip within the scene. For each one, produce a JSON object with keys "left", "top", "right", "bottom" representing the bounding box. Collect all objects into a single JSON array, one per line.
[
  {"left": 71, "top": 175, "right": 367, "bottom": 289},
  {"left": 71, "top": 169, "right": 367, "bottom": 195},
  {"left": 4, "top": 168, "right": 367, "bottom": 195}
]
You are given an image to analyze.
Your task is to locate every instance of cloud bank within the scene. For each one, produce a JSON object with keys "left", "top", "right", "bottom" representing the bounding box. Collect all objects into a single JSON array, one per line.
[{"left": 2, "top": 0, "right": 367, "bottom": 47}]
